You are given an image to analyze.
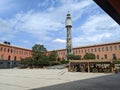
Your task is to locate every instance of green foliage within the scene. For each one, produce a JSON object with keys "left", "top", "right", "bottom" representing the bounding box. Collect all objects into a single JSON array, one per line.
[
  {"left": 61, "top": 60, "right": 69, "bottom": 64},
  {"left": 32, "top": 44, "right": 47, "bottom": 61},
  {"left": 20, "top": 44, "right": 50, "bottom": 68},
  {"left": 67, "top": 54, "right": 81, "bottom": 60},
  {"left": 20, "top": 57, "right": 33, "bottom": 68},
  {"left": 20, "top": 58, "right": 27, "bottom": 66},
  {"left": 74, "top": 55, "right": 81, "bottom": 60},
  {"left": 50, "top": 61, "right": 60, "bottom": 66},
  {"left": 32, "top": 44, "right": 47, "bottom": 53},
  {"left": 49, "top": 51, "right": 58, "bottom": 61},
  {"left": 84, "top": 53, "right": 96, "bottom": 60},
  {"left": 37, "top": 55, "right": 50, "bottom": 66},
  {"left": 113, "top": 60, "right": 120, "bottom": 64}
]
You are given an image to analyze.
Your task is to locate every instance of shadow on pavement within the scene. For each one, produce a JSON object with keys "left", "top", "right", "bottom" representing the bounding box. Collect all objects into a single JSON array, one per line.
[{"left": 31, "top": 73, "right": 120, "bottom": 90}]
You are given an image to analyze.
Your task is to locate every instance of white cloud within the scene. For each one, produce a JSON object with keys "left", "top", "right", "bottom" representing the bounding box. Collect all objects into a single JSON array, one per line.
[
  {"left": 5, "top": 0, "right": 93, "bottom": 45},
  {"left": 53, "top": 38, "right": 66, "bottom": 43},
  {"left": 72, "top": 14, "right": 120, "bottom": 47},
  {"left": 1, "top": 0, "right": 119, "bottom": 50},
  {"left": 0, "top": 18, "right": 16, "bottom": 41},
  {"left": 81, "top": 14, "right": 119, "bottom": 33}
]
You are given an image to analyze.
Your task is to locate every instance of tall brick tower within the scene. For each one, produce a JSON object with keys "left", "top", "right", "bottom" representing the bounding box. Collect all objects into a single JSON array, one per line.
[{"left": 65, "top": 12, "right": 73, "bottom": 60}]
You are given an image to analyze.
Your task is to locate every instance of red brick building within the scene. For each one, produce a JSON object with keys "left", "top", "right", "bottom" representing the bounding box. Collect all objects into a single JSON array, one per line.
[
  {"left": 0, "top": 41, "right": 120, "bottom": 68},
  {"left": 0, "top": 42, "right": 32, "bottom": 68},
  {"left": 46, "top": 42, "right": 120, "bottom": 61}
]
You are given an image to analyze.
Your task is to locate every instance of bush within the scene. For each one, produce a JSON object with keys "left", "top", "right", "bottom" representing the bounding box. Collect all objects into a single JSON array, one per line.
[
  {"left": 67, "top": 54, "right": 81, "bottom": 60},
  {"left": 50, "top": 61, "right": 60, "bottom": 66},
  {"left": 84, "top": 53, "right": 96, "bottom": 60},
  {"left": 113, "top": 60, "right": 120, "bottom": 64},
  {"left": 61, "top": 60, "right": 69, "bottom": 64}
]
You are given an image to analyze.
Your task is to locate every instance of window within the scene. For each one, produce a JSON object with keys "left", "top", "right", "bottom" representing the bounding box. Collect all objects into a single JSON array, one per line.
[
  {"left": 17, "top": 50, "right": 18, "bottom": 54},
  {"left": 113, "top": 54, "right": 117, "bottom": 60},
  {"left": 119, "top": 45, "right": 120, "bottom": 50},
  {"left": 81, "top": 50, "right": 83, "bottom": 53},
  {"left": 14, "top": 56, "right": 17, "bottom": 61},
  {"left": 91, "top": 49, "right": 93, "bottom": 52},
  {"left": 20, "top": 56, "right": 22, "bottom": 60},
  {"left": 8, "top": 56, "right": 11, "bottom": 60},
  {"left": 14, "top": 62, "right": 16, "bottom": 65},
  {"left": 106, "top": 47, "right": 108, "bottom": 51},
  {"left": 110, "top": 46, "right": 112, "bottom": 51},
  {"left": 102, "top": 47, "right": 104, "bottom": 52},
  {"left": 1, "top": 54, "right": 4, "bottom": 60},
  {"left": 104, "top": 54, "right": 107, "bottom": 59},
  {"left": 114, "top": 46, "right": 117, "bottom": 50},
  {"left": 8, "top": 49, "right": 9, "bottom": 52},
  {"left": 98, "top": 48, "right": 100, "bottom": 52},
  {"left": 13, "top": 49, "right": 16, "bottom": 53},
  {"left": 97, "top": 55, "right": 99, "bottom": 59},
  {"left": 79, "top": 50, "right": 80, "bottom": 54},
  {"left": 7, "top": 62, "right": 10, "bottom": 64},
  {"left": 11, "top": 49, "right": 13, "bottom": 53},
  {"left": 0, "top": 47, "right": 3, "bottom": 51},
  {"left": 88, "top": 49, "right": 90, "bottom": 53},
  {"left": 76, "top": 50, "right": 77, "bottom": 54},
  {"left": 94, "top": 48, "right": 97, "bottom": 52},
  {"left": 22, "top": 51, "right": 23, "bottom": 54},
  {"left": 4, "top": 48, "right": 6, "bottom": 52},
  {"left": 19, "top": 51, "right": 21, "bottom": 54},
  {"left": 0, "top": 62, "right": 3, "bottom": 64}
]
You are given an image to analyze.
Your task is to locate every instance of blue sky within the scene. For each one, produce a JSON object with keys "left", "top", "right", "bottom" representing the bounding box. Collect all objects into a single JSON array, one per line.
[{"left": 0, "top": 0, "right": 120, "bottom": 50}]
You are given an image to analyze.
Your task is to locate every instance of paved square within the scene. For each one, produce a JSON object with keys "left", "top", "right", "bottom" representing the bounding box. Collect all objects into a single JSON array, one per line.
[{"left": 0, "top": 69, "right": 110, "bottom": 90}]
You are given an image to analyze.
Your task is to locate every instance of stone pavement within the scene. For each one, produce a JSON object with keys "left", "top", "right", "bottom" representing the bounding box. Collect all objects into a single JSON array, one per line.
[
  {"left": 33, "top": 73, "right": 120, "bottom": 90},
  {"left": 0, "top": 69, "right": 111, "bottom": 90}
]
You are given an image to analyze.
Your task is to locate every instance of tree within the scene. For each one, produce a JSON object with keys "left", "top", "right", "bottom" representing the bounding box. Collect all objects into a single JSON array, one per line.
[
  {"left": 67, "top": 54, "right": 81, "bottom": 60},
  {"left": 84, "top": 53, "right": 96, "bottom": 60},
  {"left": 32, "top": 44, "right": 47, "bottom": 61},
  {"left": 20, "top": 57, "right": 33, "bottom": 68},
  {"left": 37, "top": 54, "right": 49, "bottom": 67},
  {"left": 32, "top": 44, "right": 47, "bottom": 53},
  {"left": 32, "top": 44, "right": 50, "bottom": 67},
  {"left": 74, "top": 55, "right": 81, "bottom": 60},
  {"left": 20, "top": 58, "right": 27, "bottom": 67},
  {"left": 20, "top": 44, "right": 50, "bottom": 68},
  {"left": 49, "top": 51, "right": 58, "bottom": 61}
]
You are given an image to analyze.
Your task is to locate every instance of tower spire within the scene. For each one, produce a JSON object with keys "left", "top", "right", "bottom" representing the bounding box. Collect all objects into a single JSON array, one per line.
[{"left": 65, "top": 12, "right": 73, "bottom": 60}]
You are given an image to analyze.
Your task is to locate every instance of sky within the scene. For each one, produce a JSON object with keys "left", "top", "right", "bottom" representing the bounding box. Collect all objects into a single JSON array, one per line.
[{"left": 0, "top": 0, "right": 120, "bottom": 50}]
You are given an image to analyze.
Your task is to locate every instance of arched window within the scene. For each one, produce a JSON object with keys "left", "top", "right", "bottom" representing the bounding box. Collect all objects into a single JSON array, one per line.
[
  {"left": 8, "top": 56, "right": 11, "bottom": 60},
  {"left": 14, "top": 56, "right": 17, "bottom": 61},
  {"left": 97, "top": 55, "right": 99, "bottom": 59}
]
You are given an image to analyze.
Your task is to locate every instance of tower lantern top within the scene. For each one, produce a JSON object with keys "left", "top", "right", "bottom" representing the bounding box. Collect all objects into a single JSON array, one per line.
[
  {"left": 67, "top": 11, "right": 71, "bottom": 16},
  {"left": 66, "top": 11, "right": 72, "bottom": 27}
]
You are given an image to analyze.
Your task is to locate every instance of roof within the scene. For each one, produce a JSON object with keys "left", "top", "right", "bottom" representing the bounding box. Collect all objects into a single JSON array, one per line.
[
  {"left": 0, "top": 43, "right": 32, "bottom": 51},
  {"left": 74, "top": 41, "right": 120, "bottom": 49},
  {"left": 94, "top": 0, "right": 120, "bottom": 25},
  {"left": 69, "top": 59, "right": 112, "bottom": 63}
]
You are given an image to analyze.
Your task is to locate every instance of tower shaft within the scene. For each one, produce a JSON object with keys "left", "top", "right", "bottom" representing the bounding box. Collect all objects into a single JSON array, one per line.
[
  {"left": 65, "top": 12, "right": 73, "bottom": 60},
  {"left": 66, "top": 26, "right": 72, "bottom": 55}
]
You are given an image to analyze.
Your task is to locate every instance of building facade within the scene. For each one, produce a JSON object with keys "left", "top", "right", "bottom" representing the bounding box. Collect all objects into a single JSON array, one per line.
[
  {"left": 0, "top": 43, "right": 32, "bottom": 68},
  {"left": 46, "top": 42, "right": 120, "bottom": 61},
  {"left": 0, "top": 41, "right": 120, "bottom": 68}
]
